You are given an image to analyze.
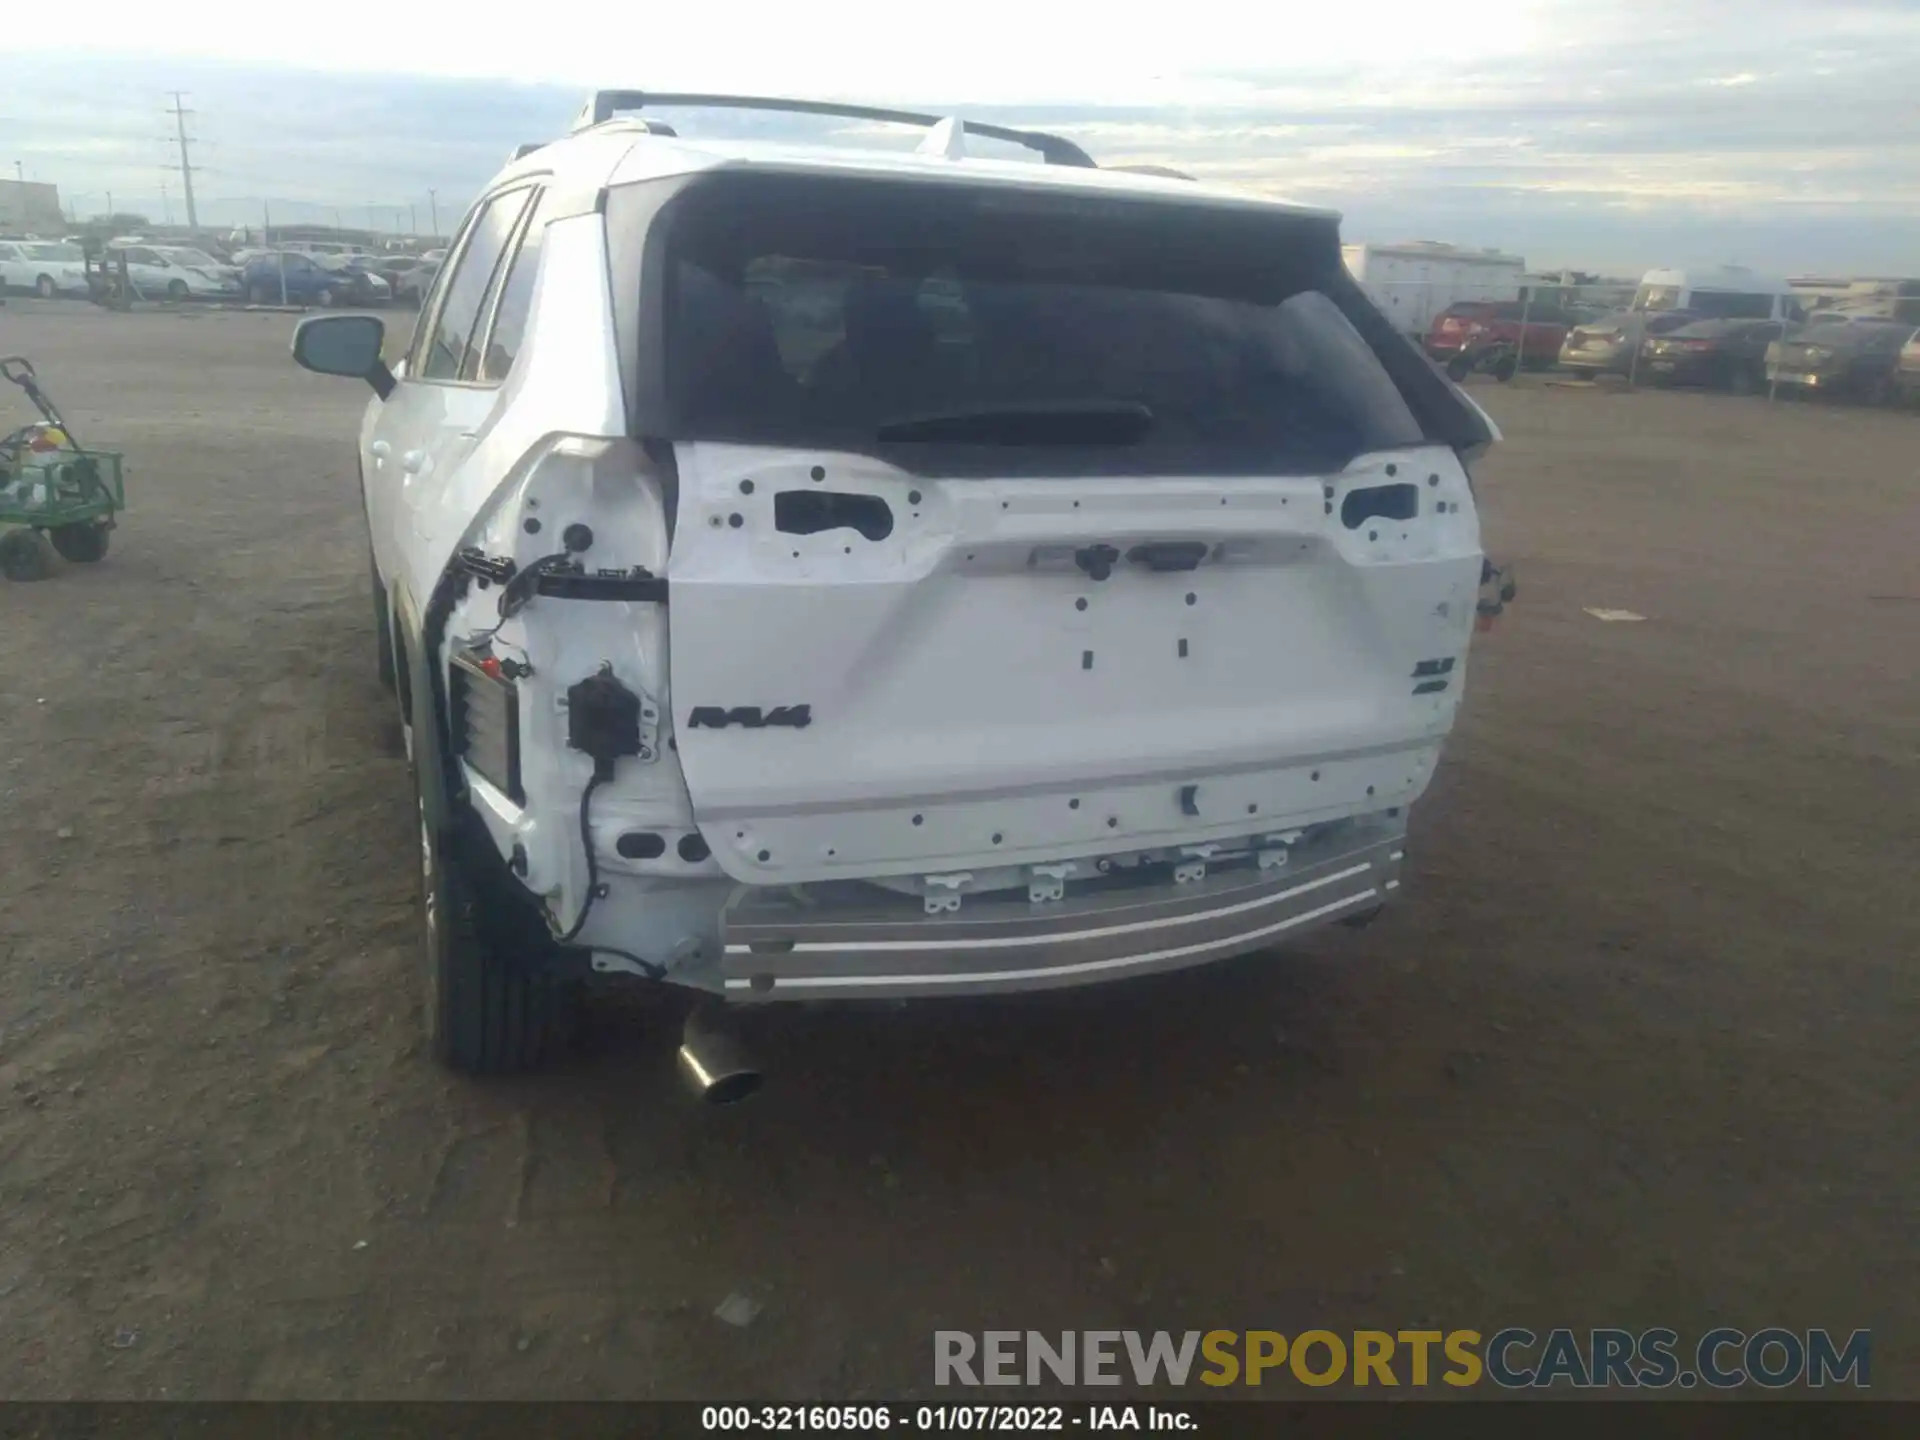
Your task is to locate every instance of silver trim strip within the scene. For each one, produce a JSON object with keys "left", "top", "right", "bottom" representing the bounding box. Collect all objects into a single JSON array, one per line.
[
  {"left": 723, "top": 888, "right": 1378, "bottom": 991},
  {"left": 724, "top": 861, "right": 1375, "bottom": 957}
]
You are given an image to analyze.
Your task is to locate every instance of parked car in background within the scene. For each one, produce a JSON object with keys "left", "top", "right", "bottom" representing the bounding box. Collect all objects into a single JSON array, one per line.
[
  {"left": 1638, "top": 318, "right": 1784, "bottom": 394},
  {"left": 1894, "top": 328, "right": 1920, "bottom": 407},
  {"left": 316, "top": 253, "right": 393, "bottom": 306},
  {"left": 150, "top": 245, "right": 244, "bottom": 295},
  {"left": 0, "top": 239, "right": 90, "bottom": 297},
  {"left": 240, "top": 250, "right": 365, "bottom": 306},
  {"left": 395, "top": 257, "right": 439, "bottom": 307},
  {"left": 1424, "top": 300, "right": 1574, "bottom": 369},
  {"left": 358, "top": 253, "right": 423, "bottom": 298},
  {"left": 1558, "top": 310, "right": 1700, "bottom": 377},
  {"left": 1766, "top": 314, "right": 1913, "bottom": 403},
  {"left": 111, "top": 244, "right": 239, "bottom": 300}
]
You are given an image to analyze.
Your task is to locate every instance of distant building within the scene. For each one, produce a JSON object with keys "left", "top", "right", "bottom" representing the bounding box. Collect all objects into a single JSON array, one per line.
[
  {"left": 0, "top": 179, "right": 66, "bottom": 235},
  {"left": 1342, "top": 241, "right": 1526, "bottom": 338}
]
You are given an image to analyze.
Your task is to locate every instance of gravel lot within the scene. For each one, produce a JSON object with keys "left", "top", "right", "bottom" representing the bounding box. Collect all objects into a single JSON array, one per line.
[{"left": 0, "top": 303, "right": 1914, "bottom": 1399}]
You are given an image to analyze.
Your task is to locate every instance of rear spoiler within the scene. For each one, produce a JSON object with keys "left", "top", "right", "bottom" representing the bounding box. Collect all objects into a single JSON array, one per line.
[{"left": 572, "top": 90, "right": 1097, "bottom": 168}]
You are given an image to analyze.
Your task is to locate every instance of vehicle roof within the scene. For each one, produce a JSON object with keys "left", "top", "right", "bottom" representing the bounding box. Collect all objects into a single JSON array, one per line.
[
  {"left": 499, "top": 120, "right": 1339, "bottom": 221},
  {"left": 1639, "top": 265, "right": 1790, "bottom": 294}
]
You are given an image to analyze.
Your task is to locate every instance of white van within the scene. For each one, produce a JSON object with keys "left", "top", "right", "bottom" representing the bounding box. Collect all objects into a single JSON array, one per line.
[{"left": 1632, "top": 266, "right": 1798, "bottom": 322}]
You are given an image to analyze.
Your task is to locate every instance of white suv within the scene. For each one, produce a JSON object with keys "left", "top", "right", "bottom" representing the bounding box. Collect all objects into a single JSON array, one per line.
[{"left": 292, "top": 91, "right": 1502, "bottom": 1090}]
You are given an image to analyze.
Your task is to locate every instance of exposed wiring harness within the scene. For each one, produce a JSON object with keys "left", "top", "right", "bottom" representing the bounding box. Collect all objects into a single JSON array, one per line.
[
  {"left": 554, "top": 772, "right": 605, "bottom": 943},
  {"left": 546, "top": 772, "right": 666, "bottom": 981},
  {"left": 542, "top": 664, "right": 667, "bottom": 981},
  {"left": 461, "top": 550, "right": 576, "bottom": 646}
]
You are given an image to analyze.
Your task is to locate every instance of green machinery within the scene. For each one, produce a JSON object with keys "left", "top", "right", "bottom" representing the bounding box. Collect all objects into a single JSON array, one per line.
[{"left": 0, "top": 357, "right": 125, "bottom": 582}]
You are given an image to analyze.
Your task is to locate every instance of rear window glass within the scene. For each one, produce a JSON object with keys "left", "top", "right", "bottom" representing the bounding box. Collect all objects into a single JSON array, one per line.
[
  {"left": 1645, "top": 312, "right": 1698, "bottom": 335},
  {"left": 660, "top": 178, "right": 1427, "bottom": 474},
  {"left": 1689, "top": 291, "right": 1776, "bottom": 320}
]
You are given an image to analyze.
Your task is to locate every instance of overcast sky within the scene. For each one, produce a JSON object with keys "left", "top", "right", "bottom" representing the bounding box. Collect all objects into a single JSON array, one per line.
[{"left": 4, "top": 0, "right": 1917, "bottom": 273}]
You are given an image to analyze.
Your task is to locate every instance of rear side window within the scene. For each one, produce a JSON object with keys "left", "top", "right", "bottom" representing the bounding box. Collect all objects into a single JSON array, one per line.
[
  {"left": 417, "top": 188, "right": 533, "bottom": 381},
  {"left": 1690, "top": 291, "right": 1776, "bottom": 320},
  {"left": 659, "top": 177, "right": 1426, "bottom": 474},
  {"left": 476, "top": 192, "right": 548, "bottom": 383}
]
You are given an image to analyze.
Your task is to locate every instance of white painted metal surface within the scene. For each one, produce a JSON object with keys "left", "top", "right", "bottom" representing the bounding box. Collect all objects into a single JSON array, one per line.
[{"left": 341, "top": 100, "right": 1497, "bottom": 995}]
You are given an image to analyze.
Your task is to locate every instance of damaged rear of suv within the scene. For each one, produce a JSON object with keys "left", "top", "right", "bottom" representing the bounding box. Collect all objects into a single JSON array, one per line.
[{"left": 292, "top": 92, "right": 1503, "bottom": 1085}]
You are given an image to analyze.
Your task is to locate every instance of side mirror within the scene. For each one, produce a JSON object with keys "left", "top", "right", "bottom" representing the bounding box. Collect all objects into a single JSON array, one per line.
[{"left": 291, "top": 314, "right": 395, "bottom": 399}]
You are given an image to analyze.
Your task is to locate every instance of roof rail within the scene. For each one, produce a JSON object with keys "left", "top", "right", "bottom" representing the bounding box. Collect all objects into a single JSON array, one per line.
[{"left": 571, "top": 90, "right": 1096, "bottom": 168}]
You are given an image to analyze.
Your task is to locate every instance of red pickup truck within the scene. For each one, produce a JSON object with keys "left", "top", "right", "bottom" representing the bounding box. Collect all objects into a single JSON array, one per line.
[{"left": 1425, "top": 301, "right": 1574, "bottom": 368}]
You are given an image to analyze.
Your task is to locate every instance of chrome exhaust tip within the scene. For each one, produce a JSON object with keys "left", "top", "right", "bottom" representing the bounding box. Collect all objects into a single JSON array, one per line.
[{"left": 676, "top": 1005, "right": 763, "bottom": 1105}]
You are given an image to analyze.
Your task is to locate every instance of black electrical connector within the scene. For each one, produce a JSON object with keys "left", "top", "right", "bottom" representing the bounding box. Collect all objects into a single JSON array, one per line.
[{"left": 566, "top": 664, "right": 643, "bottom": 781}]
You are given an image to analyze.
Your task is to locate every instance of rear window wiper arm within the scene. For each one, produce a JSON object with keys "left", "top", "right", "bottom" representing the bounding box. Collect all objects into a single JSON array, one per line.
[{"left": 875, "top": 400, "right": 1153, "bottom": 445}]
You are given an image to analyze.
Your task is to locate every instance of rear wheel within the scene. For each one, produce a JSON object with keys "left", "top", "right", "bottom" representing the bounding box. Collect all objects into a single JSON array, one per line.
[
  {"left": 0, "top": 529, "right": 52, "bottom": 582},
  {"left": 166, "top": 279, "right": 189, "bottom": 301},
  {"left": 49, "top": 523, "right": 110, "bottom": 563},
  {"left": 1727, "top": 364, "right": 1760, "bottom": 397},
  {"left": 35, "top": 275, "right": 57, "bottom": 299},
  {"left": 1858, "top": 372, "right": 1893, "bottom": 407},
  {"left": 315, "top": 286, "right": 336, "bottom": 308},
  {"left": 415, "top": 766, "right": 577, "bottom": 1074}
]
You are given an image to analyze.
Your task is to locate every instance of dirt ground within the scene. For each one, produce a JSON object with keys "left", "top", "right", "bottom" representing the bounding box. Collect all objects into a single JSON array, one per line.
[{"left": 0, "top": 303, "right": 1914, "bottom": 1400}]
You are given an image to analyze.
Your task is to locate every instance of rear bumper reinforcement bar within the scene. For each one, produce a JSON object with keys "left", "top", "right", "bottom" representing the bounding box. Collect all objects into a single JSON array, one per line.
[{"left": 718, "top": 817, "right": 1406, "bottom": 1001}]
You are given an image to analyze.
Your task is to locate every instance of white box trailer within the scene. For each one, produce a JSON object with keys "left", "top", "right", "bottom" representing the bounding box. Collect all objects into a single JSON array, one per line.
[{"left": 1343, "top": 242, "right": 1526, "bottom": 340}]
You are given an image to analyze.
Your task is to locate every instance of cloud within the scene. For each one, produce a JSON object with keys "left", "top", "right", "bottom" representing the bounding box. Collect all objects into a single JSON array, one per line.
[{"left": 1, "top": 0, "right": 1915, "bottom": 272}]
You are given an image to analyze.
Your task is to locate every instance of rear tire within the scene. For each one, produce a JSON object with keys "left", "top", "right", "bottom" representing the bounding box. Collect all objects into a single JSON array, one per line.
[
  {"left": 1727, "top": 364, "right": 1759, "bottom": 397},
  {"left": 0, "top": 529, "right": 52, "bottom": 582},
  {"left": 166, "top": 279, "right": 188, "bottom": 301},
  {"left": 35, "top": 275, "right": 57, "bottom": 299},
  {"left": 415, "top": 766, "right": 577, "bottom": 1075},
  {"left": 49, "top": 523, "right": 110, "bottom": 563}
]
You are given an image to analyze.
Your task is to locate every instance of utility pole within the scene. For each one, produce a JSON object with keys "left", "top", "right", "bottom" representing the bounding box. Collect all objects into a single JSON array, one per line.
[
  {"left": 409, "top": 202, "right": 418, "bottom": 237},
  {"left": 427, "top": 189, "right": 439, "bottom": 240},
  {"left": 166, "top": 91, "right": 201, "bottom": 228},
  {"left": 12, "top": 161, "right": 22, "bottom": 182}
]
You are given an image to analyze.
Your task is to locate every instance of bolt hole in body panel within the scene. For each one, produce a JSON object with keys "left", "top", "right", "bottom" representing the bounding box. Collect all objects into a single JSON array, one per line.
[{"left": 664, "top": 443, "right": 1481, "bottom": 886}]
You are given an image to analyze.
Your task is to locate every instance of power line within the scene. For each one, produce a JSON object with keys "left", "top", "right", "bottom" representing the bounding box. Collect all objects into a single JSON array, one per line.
[{"left": 165, "top": 91, "right": 201, "bottom": 229}]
